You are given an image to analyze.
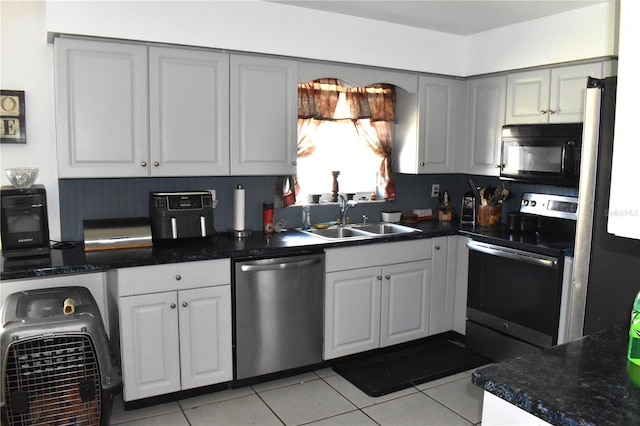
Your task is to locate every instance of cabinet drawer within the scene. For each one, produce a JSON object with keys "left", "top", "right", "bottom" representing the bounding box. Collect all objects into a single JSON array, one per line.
[
  {"left": 117, "top": 259, "right": 230, "bottom": 296},
  {"left": 326, "top": 240, "right": 431, "bottom": 272}
]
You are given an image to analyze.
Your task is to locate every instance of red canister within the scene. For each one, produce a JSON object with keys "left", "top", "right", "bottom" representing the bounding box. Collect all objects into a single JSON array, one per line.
[{"left": 263, "top": 202, "right": 274, "bottom": 233}]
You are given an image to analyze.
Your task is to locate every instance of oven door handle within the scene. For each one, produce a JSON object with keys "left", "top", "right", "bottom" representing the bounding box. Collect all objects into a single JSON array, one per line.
[{"left": 466, "top": 241, "right": 558, "bottom": 269}]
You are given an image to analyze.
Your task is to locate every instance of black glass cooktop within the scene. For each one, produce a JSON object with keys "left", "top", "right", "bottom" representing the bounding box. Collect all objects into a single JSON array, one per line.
[{"left": 459, "top": 224, "right": 575, "bottom": 258}]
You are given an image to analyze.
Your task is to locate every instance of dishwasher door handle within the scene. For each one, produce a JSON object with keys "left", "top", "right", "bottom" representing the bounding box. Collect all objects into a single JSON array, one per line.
[
  {"left": 240, "top": 257, "right": 322, "bottom": 272},
  {"left": 467, "top": 240, "right": 558, "bottom": 269}
]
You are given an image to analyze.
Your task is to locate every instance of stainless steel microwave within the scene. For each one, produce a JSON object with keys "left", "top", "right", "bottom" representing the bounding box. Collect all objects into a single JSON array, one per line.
[{"left": 500, "top": 123, "right": 583, "bottom": 187}]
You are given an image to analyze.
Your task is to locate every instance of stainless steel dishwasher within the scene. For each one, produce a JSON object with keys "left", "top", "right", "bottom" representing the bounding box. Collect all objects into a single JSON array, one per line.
[{"left": 234, "top": 253, "right": 324, "bottom": 380}]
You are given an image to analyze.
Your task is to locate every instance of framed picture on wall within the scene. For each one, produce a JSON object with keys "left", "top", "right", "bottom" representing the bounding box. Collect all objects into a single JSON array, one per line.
[{"left": 1, "top": 90, "right": 26, "bottom": 144}]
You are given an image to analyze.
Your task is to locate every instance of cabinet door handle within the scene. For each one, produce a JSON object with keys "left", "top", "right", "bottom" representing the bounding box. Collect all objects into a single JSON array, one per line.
[
  {"left": 377, "top": 276, "right": 382, "bottom": 280},
  {"left": 141, "top": 161, "right": 147, "bottom": 167},
  {"left": 385, "top": 275, "right": 390, "bottom": 280},
  {"left": 175, "top": 275, "right": 182, "bottom": 281},
  {"left": 154, "top": 161, "right": 160, "bottom": 167},
  {"left": 540, "top": 110, "right": 547, "bottom": 115},
  {"left": 292, "top": 161, "right": 297, "bottom": 166},
  {"left": 548, "top": 109, "right": 556, "bottom": 115},
  {"left": 170, "top": 303, "right": 176, "bottom": 309},
  {"left": 182, "top": 301, "right": 188, "bottom": 308},
  {"left": 419, "top": 162, "right": 425, "bottom": 166},
  {"left": 435, "top": 245, "right": 440, "bottom": 250}
]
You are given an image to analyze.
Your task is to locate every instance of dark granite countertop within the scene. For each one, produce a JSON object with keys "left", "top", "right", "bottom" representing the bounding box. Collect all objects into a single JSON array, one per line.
[
  {"left": 472, "top": 326, "right": 640, "bottom": 426},
  {"left": 1, "top": 220, "right": 576, "bottom": 281},
  {"left": 1, "top": 220, "right": 459, "bottom": 280}
]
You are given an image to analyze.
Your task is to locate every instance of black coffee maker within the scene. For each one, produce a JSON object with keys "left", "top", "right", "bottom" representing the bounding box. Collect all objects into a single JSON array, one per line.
[{"left": 1, "top": 185, "right": 50, "bottom": 257}]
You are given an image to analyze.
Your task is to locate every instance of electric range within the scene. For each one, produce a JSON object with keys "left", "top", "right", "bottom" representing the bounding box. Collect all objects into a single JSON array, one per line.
[{"left": 462, "top": 193, "right": 578, "bottom": 362}]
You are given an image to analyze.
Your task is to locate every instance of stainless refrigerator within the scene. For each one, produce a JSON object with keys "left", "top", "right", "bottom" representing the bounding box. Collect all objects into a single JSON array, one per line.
[{"left": 569, "top": 76, "right": 640, "bottom": 340}]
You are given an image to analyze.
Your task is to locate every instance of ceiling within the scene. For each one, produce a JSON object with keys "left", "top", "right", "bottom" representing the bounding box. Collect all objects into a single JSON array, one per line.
[{"left": 271, "top": 0, "right": 609, "bottom": 35}]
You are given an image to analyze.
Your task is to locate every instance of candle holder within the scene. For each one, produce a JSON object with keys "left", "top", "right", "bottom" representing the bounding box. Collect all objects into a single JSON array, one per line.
[{"left": 331, "top": 171, "right": 340, "bottom": 202}]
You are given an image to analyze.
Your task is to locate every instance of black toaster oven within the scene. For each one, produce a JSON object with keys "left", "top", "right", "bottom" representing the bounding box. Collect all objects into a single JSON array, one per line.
[
  {"left": 1, "top": 185, "right": 50, "bottom": 258},
  {"left": 150, "top": 191, "right": 215, "bottom": 240}
]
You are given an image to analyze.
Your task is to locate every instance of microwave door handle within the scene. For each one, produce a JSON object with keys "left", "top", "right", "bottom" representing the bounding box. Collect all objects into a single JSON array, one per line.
[
  {"left": 467, "top": 241, "right": 558, "bottom": 269},
  {"left": 200, "top": 215, "right": 206, "bottom": 237}
]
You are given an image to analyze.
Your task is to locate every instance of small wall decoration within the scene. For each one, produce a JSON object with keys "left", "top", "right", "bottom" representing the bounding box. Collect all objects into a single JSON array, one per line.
[{"left": 1, "top": 90, "right": 26, "bottom": 144}]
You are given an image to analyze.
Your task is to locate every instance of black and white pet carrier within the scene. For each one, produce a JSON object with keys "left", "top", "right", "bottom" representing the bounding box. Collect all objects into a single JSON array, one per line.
[{"left": 1, "top": 287, "right": 122, "bottom": 426}]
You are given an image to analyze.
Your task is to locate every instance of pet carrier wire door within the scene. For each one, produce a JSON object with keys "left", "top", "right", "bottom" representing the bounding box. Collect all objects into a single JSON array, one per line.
[
  {"left": 3, "top": 334, "right": 101, "bottom": 425},
  {"left": 1, "top": 287, "right": 122, "bottom": 426}
]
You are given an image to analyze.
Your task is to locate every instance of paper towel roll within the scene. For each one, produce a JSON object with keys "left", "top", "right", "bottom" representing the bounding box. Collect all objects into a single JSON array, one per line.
[
  {"left": 233, "top": 185, "right": 245, "bottom": 231},
  {"left": 63, "top": 298, "right": 76, "bottom": 315}
]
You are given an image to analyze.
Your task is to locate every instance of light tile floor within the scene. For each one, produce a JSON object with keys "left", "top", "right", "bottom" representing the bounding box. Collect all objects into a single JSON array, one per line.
[{"left": 110, "top": 366, "right": 486, "bottom": 426}]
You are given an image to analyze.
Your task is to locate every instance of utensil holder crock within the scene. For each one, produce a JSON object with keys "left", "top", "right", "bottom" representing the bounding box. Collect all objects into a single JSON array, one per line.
[{"left": 477, "top": 204, "right": 502, "bottom": 227}]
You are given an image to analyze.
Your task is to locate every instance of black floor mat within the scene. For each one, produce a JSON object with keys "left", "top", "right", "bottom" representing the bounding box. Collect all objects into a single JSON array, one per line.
[{"left": 333, "top": 338, "right": 490, "bottom": 397}]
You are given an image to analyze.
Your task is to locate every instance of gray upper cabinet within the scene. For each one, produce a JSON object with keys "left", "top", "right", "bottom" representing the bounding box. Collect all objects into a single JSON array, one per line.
[
  {"left": 55, "top": 38, "right": 230, "bottom": 177},
  {"left": 55, "top": 38, "right": 149, "bottom": 178},
  {"left": 230, "top": 54, "right": 298, "bottom": 176},
  {"left": 506, "top": 62, "right": 607, "bottom": 124},
  {"left": 465, "top": 75, "right": 507, "bottom": 176},
  {"left": 395, "top": 75, "right": 467, "bottom": 174},
  {"left": 149, "top": 47, "right": 230, "bottom": 176}
]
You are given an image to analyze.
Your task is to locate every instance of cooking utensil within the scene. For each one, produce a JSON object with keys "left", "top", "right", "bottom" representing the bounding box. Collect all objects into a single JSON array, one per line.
[{"left": 468, "top": 179, "right": 481, "bottom": 201}]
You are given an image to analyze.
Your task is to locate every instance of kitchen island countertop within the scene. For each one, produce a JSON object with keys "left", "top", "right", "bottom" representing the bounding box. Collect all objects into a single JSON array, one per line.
[{"left": 472, "top": 325, "right": 640, "bottom": 425}]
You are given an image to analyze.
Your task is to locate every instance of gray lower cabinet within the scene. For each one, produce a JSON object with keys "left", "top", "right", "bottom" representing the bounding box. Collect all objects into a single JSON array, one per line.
[
  {"left": 324, "top": 237, "right": 462, "bottom": 360},
  {"left": 325, "top": 239, "right": 444, "bottom": 360},
  {"left": 111, "top": 259, "right": 232, "bottom": 402}
]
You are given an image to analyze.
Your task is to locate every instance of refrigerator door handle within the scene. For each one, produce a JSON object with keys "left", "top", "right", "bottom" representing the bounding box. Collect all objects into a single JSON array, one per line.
[{"left": 568, "top": 77, "right": 602, "bottom": 341}]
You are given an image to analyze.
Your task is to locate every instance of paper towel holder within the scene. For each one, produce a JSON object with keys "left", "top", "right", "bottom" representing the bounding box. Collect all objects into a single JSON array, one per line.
[
  {"left": 231, "top": 229, "right": 252, "bottom": 239},
  {"left": 230, "top": 184, "right": 252, "bottom": 239}
]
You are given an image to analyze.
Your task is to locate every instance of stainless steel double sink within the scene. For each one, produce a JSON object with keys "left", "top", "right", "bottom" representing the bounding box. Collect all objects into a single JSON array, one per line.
[{"left": 299, "top": 223, "right": 421, "bottom": 241}]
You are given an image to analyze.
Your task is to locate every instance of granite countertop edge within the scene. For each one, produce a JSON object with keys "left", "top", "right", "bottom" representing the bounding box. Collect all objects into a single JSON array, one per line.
[
  {"left": 471, "top": 326, "right": 640, "bottom": 426},
  {"left": 471, "top": 371, "right": 587, "bottom": 426}
]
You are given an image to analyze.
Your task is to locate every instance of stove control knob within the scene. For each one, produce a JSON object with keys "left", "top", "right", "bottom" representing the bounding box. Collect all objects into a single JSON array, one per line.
[
  {"left": 530, "top": 201, "right": 537, "bottom": 207},
  {"left": 522, "top": 200, "right": 529, "bottom": 206}
]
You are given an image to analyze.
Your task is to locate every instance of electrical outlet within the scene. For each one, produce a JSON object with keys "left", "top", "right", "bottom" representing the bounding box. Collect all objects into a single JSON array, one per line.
[{"left": 431, "top": 184, "right": 440, "bottom": 198}]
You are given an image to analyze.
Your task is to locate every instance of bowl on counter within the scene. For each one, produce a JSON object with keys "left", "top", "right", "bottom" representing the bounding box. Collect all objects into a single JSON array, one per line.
[
  {"left": 5, "top": 167, "right": 39, "bottom": 189},
  {"left": 381, "top": 210, "right": 401, "bottom": 223}
]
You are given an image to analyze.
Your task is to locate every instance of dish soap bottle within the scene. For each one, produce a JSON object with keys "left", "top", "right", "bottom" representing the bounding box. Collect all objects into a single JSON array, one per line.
[
  {"left": 301, "top": 205, "right": 311, "bottom": 230},
  {"left": 627, "top": 291, "right": 640, "bottom": 386}
]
